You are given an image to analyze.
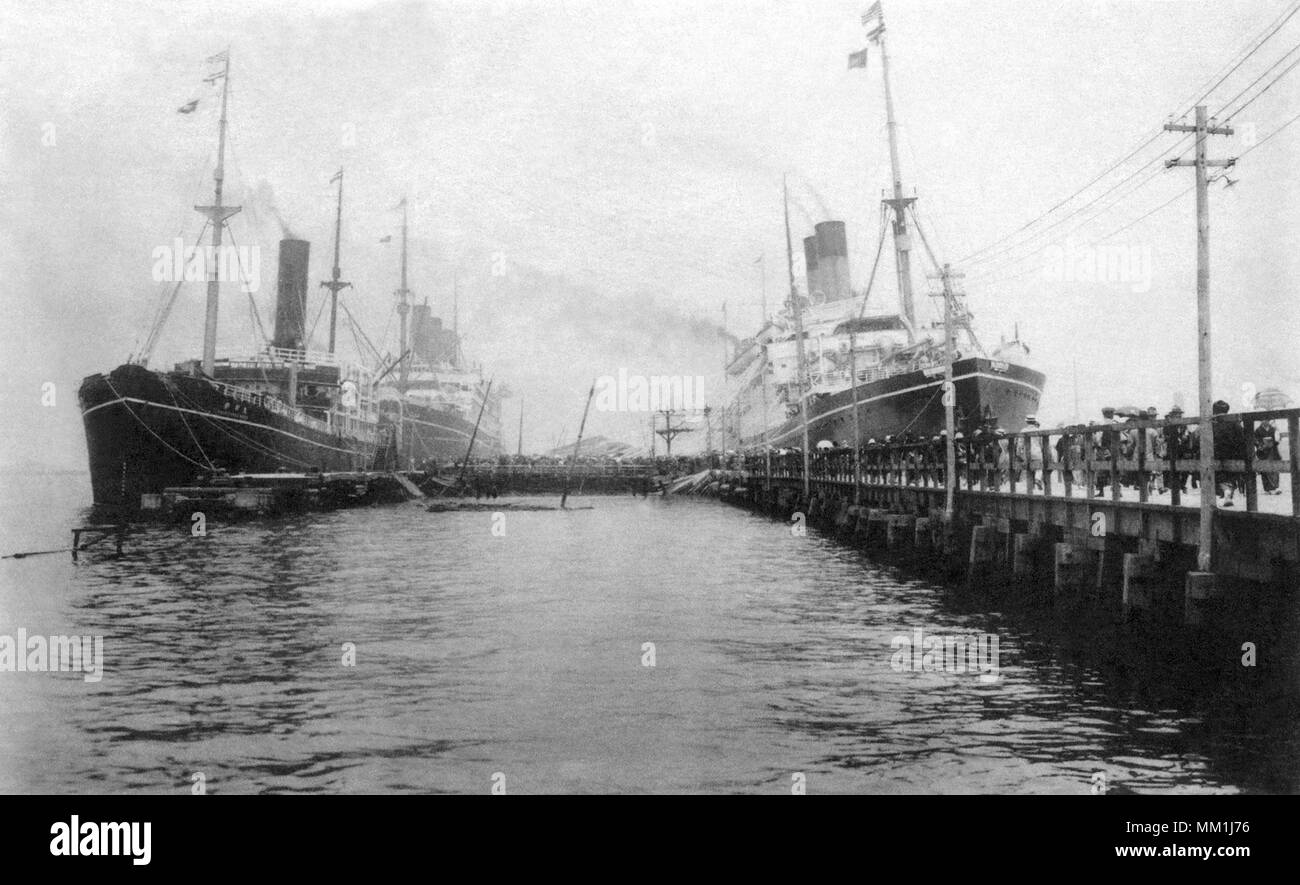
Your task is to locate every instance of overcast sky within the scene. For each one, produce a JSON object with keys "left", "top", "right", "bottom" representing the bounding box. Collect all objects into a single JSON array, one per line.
[{"left": 2, "top": 0, "right": 1298, "bottom": 468}]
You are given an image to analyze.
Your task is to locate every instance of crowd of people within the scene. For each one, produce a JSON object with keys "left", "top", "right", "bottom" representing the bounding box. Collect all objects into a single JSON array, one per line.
[
  {"left": 751, "top": 401, "right": 1286, "bottom": 507},
  {"left": 413, "top": 404, "right": 1286, "bottom": 506}
]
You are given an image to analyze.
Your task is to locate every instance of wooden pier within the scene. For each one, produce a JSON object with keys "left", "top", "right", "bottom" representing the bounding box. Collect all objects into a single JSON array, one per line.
[
  {"left": 139, "top": 470, "right": 426, "bottom": 519},
  {"left": 123, "top": 463, "right": 655, "bottom": 521},
  {"left": 710, "top": 406, "right": 1300, "bottom": 628}
]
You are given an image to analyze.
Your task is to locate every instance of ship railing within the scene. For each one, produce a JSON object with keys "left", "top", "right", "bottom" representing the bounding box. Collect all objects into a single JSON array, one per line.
[
  {"left": 206, "top": 378, "right": 356, "bottom": 437},
  {"left": 740, "top": 407, "right": 1300, "bottom": 518},
  {"left": 262, "top": 346, "right": 342, "bottom": 367}
]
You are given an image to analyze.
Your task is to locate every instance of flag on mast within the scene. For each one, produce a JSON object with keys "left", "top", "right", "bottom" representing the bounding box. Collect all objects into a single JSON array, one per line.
[
  {"left": 177, "top": 99, "right": 199, "bottom": 114},
  {"left": 848, "top": 48, "right": 868, "bottom": 69},
  {"left": 330, "top": 168, "right": 343, "bottom": 184}
]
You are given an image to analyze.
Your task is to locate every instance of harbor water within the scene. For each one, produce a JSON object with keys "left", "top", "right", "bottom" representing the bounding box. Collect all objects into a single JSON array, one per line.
[{"left": 1, "top": 472, "right": 1295, "bottom": 794}]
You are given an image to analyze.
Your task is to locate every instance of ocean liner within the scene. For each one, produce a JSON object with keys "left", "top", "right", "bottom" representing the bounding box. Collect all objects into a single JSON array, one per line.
[
  {"left": 725, "top": 5, "right": 1044, "bottom": 450},
  {"left": 78, "top": 53, "right": 498, "bottom": 509},
  {"left": 374, "top": 202, "right": 502, "bottom": 471}
]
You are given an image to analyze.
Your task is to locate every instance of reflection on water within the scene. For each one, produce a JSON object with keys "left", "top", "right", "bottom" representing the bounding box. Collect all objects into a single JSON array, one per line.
[{"left": 0, "top": 472, "right": 1295, "bottom": 794}]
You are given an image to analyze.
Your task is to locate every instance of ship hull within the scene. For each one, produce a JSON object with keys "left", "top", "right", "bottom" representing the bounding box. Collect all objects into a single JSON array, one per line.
[
  {"left": 382, "top": 401, "right": 503, "bottom": 470},
  {"left": 79, "top": 364, "right": 377, "bottom": 510},
  {"left": 747, "top": 357, "right": 1044, "bottom": 448}
]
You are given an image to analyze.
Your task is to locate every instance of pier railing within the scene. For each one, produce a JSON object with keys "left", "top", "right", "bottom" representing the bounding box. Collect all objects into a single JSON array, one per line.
[
  {"left": 458, "top": 462, "right": 655, "bottom": 479},
  {"left": 749, "top": 407, "right": 1300, "bottom": 518}
]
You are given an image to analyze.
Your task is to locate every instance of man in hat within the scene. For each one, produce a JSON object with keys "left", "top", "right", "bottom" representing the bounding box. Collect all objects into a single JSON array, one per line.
[
  {"left": 1163, "top": 405, "right": 1188, "bottom": 495},
  {"left": 1094, "top": 407, "right": 1118, "bottom": 496},
  {"left": 1023, "top": 415, "right": 1045, "bottom": 490},
  {"left": 1142, "top": 407, "right": 1165, "bottom": 495},
  {"left": 1213, "top": 399, "right": 1246, "bottom": 506},
  {"left": 1256, "top": 419, "right": 1282, "bottom": 494},
  {"left": 930, "top": 433, "right": 945, "bottom": 487}
]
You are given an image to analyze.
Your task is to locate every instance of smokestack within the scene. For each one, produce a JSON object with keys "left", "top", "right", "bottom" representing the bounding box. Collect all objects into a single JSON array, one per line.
[
  {"left": 803, "top": 235, "right": 824, "bottom": 302},
  {"left": 273, "top": 238, "right": 310, "bottom": 351},
  {"left": 410, "top": 301, "right": 433, "bottom": 361},
  {"left": 815, "top": 221, "right": 851, "bottom": 302}
]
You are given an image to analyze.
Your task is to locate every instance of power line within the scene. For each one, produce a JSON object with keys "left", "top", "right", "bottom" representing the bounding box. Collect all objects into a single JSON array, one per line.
[
  {"left": 1222, "top": 51, "right": 1300, "bottom": 121},
  {"left": 955, "top": 0, "right": 1300, "bottom": 266},
  {"left": 1211, "top": 39, "right": 1300, "bottom": 119},
  {"left": 969, "top": 107, "right": 1300, "bottom": 293}
]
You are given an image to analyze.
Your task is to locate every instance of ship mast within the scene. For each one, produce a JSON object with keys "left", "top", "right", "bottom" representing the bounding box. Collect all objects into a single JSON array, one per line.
[
  {"left": 195, "top": 50, "right": 241, "bottom": 376},
  {"left": 783, "top": 175, "right": 811, "bottom": 497},
  {"left": 396, "top": 198, "right": 410, "bottom": 392},
  {"left": 321, "top": 169, "right": 351, "bottom": 355},
  {"left": 871, "top": 7, "right": 918, "bottom": 340}
]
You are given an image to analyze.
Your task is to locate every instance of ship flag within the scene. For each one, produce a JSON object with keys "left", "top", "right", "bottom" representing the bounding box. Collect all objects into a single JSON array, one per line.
[{"left": 848, "top": 48, "right": 868, "bottom": 69}]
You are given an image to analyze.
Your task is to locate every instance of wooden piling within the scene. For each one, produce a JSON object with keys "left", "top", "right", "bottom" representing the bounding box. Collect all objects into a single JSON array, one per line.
[
  {"left": 1121, "top": 553, "right": 1157, "bottom": 619},
  {"left": 1184, "top": 571, "right": 1221, "bottom": 626},
  {"left": 888, "top": 514, "right": 916, "bottom": 553},
  {"left": 1012, "top": 533, "right": 1040, "bottom": 583},
  {"left": 1054, "top": 543, "right": 1088, "bottom": 598},
  {"left": 914, "top": 516, "right": 932, "bottom": 557},
  {"left": 968, "top": 524, "right": 997, "bottom": 584},
  {"left": 864, "top": 511, "right": 890, "bottom": 549}
]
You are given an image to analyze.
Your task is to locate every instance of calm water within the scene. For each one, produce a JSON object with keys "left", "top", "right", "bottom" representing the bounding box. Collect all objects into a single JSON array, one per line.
[{"left": 1, "top": 472, "right": 1296, "bottom": 794}]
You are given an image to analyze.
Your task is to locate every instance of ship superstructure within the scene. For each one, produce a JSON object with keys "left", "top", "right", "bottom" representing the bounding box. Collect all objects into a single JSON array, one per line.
[{"left": 724, "top": 5, "right": 1044, "bottom": 451}]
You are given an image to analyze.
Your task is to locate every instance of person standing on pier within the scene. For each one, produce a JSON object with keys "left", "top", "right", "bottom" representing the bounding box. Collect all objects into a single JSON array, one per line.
[
  {"left": 1021, "top": 416, "right": 1044, "bottom": 490},
  {"left": 1094, "top": 407, "right": 1118, "bottom": 497},
  {"left": 931, "top": 433, "right": 945, "bottom": 488},
  {"left": 1212, "top": 399, "right": 1246, "bottom": 507},
  {"left": 1143, "top": 407, "right": 1165, "bottom": 495},
  {"left": 1164, "top": 406, "right": 1189, "bottom": 494},
  {"left": 994, "top": 429, "right": 1010, "bottom": 490},
  {"left": 1256, "top": 420, "right": 1282, "bottom": 494}
]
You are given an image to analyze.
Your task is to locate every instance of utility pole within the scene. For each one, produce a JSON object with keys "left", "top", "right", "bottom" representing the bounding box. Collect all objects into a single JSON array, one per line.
[
  {"left": 516, "top": 397, "right": 524, "bottom": 457},
  {"left": 1165, "top": 105, "right": 1234, "bottom": 573},
  {"left": 928, "top": 264, "right": 962, "bottom": 517},
  {"left": 783, "top": 176, "right": 811, "bottom": 497},
  {"left": 655, "top": 409, "right": 693, "bottom": 456},
  {"left": 704, "top": 406, "right": 713, "bottom": 454}
]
